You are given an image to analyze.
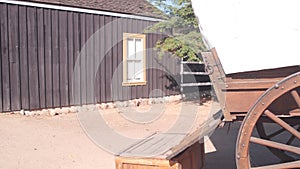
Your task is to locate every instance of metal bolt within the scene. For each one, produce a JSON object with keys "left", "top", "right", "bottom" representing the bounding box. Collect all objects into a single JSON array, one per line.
[
  {"left": 294, "top": 81, "right": 297, "bottom": 84},
  {"left": 237, "top": 155, "right": 240, "bottom": 159},
  {"left": 274, "top": 84, "right": 279, "bottom": 89},
  {"left": 281, "top": 86, "right": 285, "bottom": 90},
  {"left": 261, "top": 102, "right": 265, "bottom": 105},
  {"left": 242, "top": 144, "right": 245, "bottom": 147}
]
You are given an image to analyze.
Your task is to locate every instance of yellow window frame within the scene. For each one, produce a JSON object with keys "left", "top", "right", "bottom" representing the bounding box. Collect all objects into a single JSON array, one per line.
[{"left": 122, "top": 33, "right": 147, "bottom": 86}]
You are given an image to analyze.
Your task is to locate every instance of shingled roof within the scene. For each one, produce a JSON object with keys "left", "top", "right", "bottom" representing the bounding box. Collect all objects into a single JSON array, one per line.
[{"left": 25, "top": 0, "right": 164, "bottom": 19}]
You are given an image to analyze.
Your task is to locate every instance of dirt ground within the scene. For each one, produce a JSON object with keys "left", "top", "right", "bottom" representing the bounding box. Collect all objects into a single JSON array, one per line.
[{"left": 0, "top": 101, "right": 215, "bottom": 169}]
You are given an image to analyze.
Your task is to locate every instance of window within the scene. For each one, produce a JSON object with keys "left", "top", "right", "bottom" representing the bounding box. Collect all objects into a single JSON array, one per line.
[{"left": 123, "top": 33, "right": 146, "bottom": 86}]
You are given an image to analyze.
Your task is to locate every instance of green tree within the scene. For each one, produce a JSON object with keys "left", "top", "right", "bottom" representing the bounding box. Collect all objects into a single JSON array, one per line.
[{"left": 148, "top": 0, "right": 206, "bottom": 61}]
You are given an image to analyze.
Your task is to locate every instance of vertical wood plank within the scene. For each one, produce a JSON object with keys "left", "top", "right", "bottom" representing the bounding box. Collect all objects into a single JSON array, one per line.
[
  {"left": 136, "top": 20, "right": 144, "bottom": 99},
  {"left": 117, "top": 17, "right": 123, "bottom": 101},
  {"left": 19, "top": 6, "right": 30, "bottom": 110},
  {"left": 99, "top": 15, "right": 106, "bottom": 103},
  {"left": 0, "top": 5, "right": 2, "bottom": 112},
  {"left": 27, "top": 7, "right": 40, "bottom": 109},
  {"left": 8, "top": 5, "right": 21, "bottom": 111},
  {"left": 44, "top": 8, "right": 53, "bottom": 108},
  {"left": 0, "top": 4, "right": 10, "bottom": 111},
  {"left": 85, "top": 14, "right": 94, "bottom": 104},
  {"left": 80, "top": 13, "right": 87, "bottom": 105},
  {"left": 67, "top": 12, "right": 74, "bottom": 105},
  {"left": 37, "top": 8, "right": 46, "bottom": 108},
  {"left": 104, "top": 16, "right": 112, "bottom": 102},
  {"left": 146, "top": 31, "right": 151, "bottom": 98},
  {"left": 121, "top": 18, "right": 129, "bottom": 101},
  {"left": 93, "top": 15, "right": 101, "bottom": 103},
  {"left": 73, "top": 12, "right": 81, "bottom": 105},
  {"left": 58, "top": 10, "right": 69, "bottom": 106},
  {"left": 51, "top": 10, "right": 60, "bottom": 107},
  {"left": 112, "top": 17, "right": 118, "bottom": 101}
]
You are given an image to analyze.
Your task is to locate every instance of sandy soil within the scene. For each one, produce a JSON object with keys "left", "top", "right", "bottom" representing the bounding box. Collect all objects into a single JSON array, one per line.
[{"left": 0, "top": 101, "right": 214, "bottom": 169}]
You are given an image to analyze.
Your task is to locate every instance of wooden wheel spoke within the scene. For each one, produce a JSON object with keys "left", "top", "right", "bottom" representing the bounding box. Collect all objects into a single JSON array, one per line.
[
  {"left": 291, "top": 90, "right": 300, "bottom": 108},
  {"left": 252, "top": 160, "right": 300, "bottom": 169},
  {"left": 264, "top": 110, "right": 300, "bottom": 140},
  {"left": 250, "top": 137, "right": 300, "bottom": 154},
  {"left": 286, "top": 126, "right": 300, "bottom": 145}
]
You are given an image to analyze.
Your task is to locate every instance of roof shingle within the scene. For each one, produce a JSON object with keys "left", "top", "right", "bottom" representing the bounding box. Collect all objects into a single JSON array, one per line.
[{"left": 25, "top": 0, "right": 164, "bottom": 19}]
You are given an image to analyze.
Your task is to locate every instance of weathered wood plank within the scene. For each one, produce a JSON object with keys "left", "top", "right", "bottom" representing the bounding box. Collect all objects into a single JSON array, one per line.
[
  {"left": 1, "top": 4, "right": 11, "bottom": 111},
  {"left": 67, "top": 11, "right": 74, "bottom": 105},
  {"left": 27, "top": 7, "right": 40, "bottom": 109},
  {"left": 72, "top": 12, "right": 81, "bottom": 105},
  {"left": 8, "top": 5, "right": 21, "bottom": 111},
  {"left": 59, "top": 11, "right": 69, "bottom": 107},
  {"left": 116, "top": 17, "right": 123, "bottom": 101},
  {"left": 121, "top": 18, "right": 129, "bottom": 101},
  {"left": 105, "top": 16, "right": 112, "bottom": 102},
  {"left": 112, "top": 17, "right": 118, "bottom": 101},
  {"left": 37, "top": 8, "right": 46, "bottom": 108},
  {"left": 147, "top": 32, "right": 154, "bottom": 98},
  {"left": 80, "top": 13, "right": 87, "bottom": 105},
  {"left": 18, "top": 6, "right": 30, "bottom": 110},
  {"left": 99, "top": 15, "right": 106, "bottom": 103},
  {"left": 0, "top": 5, "right": 2, "bottom": 112},
  {"left": 44, "top": 9, "right": 53, "bottom": 108},
  {"left": 136, "top": 19, "right": 143, "bottom": 99},
  {"left": 51, "top": 10, "right": 60, "bottom": 108},
  {"left": 93, "top": 14, "right": 101, "bottom": 103},
  {"left": 85, "top": 14, "right": 94, "bottom": 104}
]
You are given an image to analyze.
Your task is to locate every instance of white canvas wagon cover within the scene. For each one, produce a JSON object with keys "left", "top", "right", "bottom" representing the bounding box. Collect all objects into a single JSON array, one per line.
[{"left": 191, "top": 0, "right": 300, "bottom": 74}]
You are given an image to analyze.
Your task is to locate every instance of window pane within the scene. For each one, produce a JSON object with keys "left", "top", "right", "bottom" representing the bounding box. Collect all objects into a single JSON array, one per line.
[
  {"left": 127, "top": 38, "right": 135, "bottom": 59},
  {"left": 135, "top": 39, "right": 143, "bottom": 60},
  {"left": 135, "top": 61, "right": 144, "bottom": 81},
  {"left": 127, "top": 61, "right": 135, "bottom": 81}
]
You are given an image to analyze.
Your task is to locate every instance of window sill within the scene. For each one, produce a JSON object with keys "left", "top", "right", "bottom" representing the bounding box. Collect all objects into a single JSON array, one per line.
[{"left": 122, "top": 81, "right": 147, "bottom": 86}]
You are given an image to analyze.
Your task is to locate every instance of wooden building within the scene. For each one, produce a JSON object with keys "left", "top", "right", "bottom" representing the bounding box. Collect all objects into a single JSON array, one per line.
[{"left": 0, "top": 0, "right": 182, "bottom": 112}]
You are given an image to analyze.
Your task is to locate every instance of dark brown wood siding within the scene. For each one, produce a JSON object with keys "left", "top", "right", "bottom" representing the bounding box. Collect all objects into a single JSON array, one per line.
[{"left": 0, "top": 3, "right": 181, "bottom": 112}]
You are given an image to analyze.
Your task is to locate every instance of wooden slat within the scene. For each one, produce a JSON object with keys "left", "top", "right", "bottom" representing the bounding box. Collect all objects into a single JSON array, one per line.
[
  {"left": 116, "top": 17, "right": 123, "bottom": 101},
  {"left": 37, "top": 8, "right": 46, "bottom": 108},
  {"left": 8, "top": 5, "right": 21, "bottom": 111},
  {"left": 51, "top": 9, "right": 60, "bottom": 107},
  {"left": 44, "top": 8, "right": 53, "bottom": 108},
  {"left": 27, "top": 7, "right": 40, "bottom": 109},
  {"left": 181, "top": 82, "right": 211, "bottom": 87},
  {"left": 105, "top": 16, "right": 113, "bottom": 102},
  {"left": 121, "top": 18, "right": 129, "bottom": 101},
  {"left": 93, "top": 14, "right": 101, "bottom": 103},
  {"left": 80, "top": 13, "right": 87, "bottom": 105},
  {"left": 0, "top": 5, "right": 2, "bottom": 112},
  {"left": 0, "top": 4, "right": 11, "bottom": 111},
  {"left": 72, "top": 12, "right": 81, "bottom": 105},
  {"left": 67, "top": 11, "right": 74, "bottom": 105},
  {"left": 99, "top": 15, "right": 106, "bottom": 103},
  {"left": 136, "top": 19, "right": 144, "bottom": 99},
  {"left": 58, "top": 11, "right": 69, "bottom": 107},
  {"left": 264, "top": 110, "right": 300, "bottom": 140},
  {"left": 112, "top": 17, "right": 119, "bottom": 101},
  {"left": 86, "top": 14, "right": 94, "bottom": 104},
  {"left": 19, "top": 5, "right": 30, "bottom": 110},
  {"left": 250, "top": 137, "right": 300, "bottom": 154}
]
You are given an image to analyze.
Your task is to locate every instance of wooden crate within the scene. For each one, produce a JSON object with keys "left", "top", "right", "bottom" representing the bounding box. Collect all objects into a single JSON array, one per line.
[{"left": 115, "top": 142, "right": 205, "bottom": 169}]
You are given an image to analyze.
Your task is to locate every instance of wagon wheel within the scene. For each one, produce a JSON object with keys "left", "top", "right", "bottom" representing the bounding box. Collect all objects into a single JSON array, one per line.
[
  {"left": 256, "top": 121, "right": 300, "bottom": 162},
  {"left": 236, "top": 72, "right": 300, "bottom": 169}
]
